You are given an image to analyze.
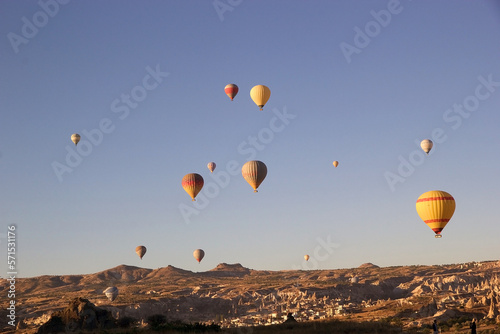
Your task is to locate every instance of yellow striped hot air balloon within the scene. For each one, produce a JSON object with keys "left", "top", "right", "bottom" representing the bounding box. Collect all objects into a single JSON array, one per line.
[
  {"left": 416, "top": 190, "right": 455, "bottom": 238},
  {"left": 241, "top": 160, "right": 267, "bottom": 192},
  {"left": 250, "top": 85, "right": 271, "bottom": 111},
  {"left": 182, "top": 173, "right": 204, "bottom": 201}
]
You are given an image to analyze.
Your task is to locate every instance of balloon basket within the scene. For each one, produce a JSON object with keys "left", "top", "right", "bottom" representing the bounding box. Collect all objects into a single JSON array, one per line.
[{"left": 435, "top": 235, "right": 442, "bottom": 238}]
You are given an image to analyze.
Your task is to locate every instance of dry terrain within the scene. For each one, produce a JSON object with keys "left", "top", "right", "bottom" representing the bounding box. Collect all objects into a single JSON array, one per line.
[{"left": 2, "top": 260, "right": 500, "bottom": 333}]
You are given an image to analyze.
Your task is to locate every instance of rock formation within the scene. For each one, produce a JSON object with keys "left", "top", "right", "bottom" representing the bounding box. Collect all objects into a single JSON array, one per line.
[
  {"left": 36, "top": 297, "right": 116, "bottom": 334},
  {"left": 487, "top": 298, "right": 499, "bottom": 319}
]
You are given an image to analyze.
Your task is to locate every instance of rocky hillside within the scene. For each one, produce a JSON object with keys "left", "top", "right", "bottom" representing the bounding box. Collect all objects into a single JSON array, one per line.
[{"left": 1, "top": 260, "right": 499, "bottom": 333}]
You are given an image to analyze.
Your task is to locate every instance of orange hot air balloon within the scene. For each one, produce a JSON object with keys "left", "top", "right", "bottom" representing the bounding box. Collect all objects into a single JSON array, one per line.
[
  {"left": 193, "top": 249, "right": 205, "bottom": 263},
  {"left": 304, "top": 255, "right": 310, "bottom": 261},
  {"left": 207, "top": 162, "right": 216, "bottom": 173},
  {"left": 333, "top": 161, "right": 339, "bottom": 168},
  {"left": 135, "top": 245, "right": 147, "bottom": 260},
  {"left": 416, "top": 190, "right": 455, "bottom": 238},
  {"left": 224, "top": 84, "right": 239, "bottom": 101},
  {"left": 250, "top": 85, "right": 271, "bottom": 111},
  {"left": 182, "top": 173, "right": 204, "bottom": 201},
  {"left": 241, "top": 160, "right": 267, "bottom": 192}
]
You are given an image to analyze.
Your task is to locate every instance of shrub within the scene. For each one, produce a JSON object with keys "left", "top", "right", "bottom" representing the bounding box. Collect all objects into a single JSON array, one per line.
[
  {"left": 147, "top": 314, "right": 167, "bottom": 329},
  {"left": 116, "top": 316, "right": 137, "bottom": 328}
]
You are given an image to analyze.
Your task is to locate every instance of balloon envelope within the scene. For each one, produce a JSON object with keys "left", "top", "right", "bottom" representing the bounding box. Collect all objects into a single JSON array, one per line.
[
  {"left": 333, "top": 161, "right": 339, "bottom": 168},
  {"left": 420, "top": 139, "right": 433, "bottom": 154},
  {"left": 104, "top": 286, "right": 118, "bottom": 301},
  {"left": 182, "top": 173, "right": 204, "bottom": 201},
  {"left": 304, "top": 255, "right": 310, "bottom": 261},
  {"left": 241, "top": 160, "right": 267, "bottom": 192},
  {"left": 71, "top": 133, "right": 81, "bottom": 146},
  {"left": 224, "top": 84, "right": 238, "bottom": 101},
  {"left": 193, "top": 249, "right": 205, "bottom": 263},
  {"left": 135, "top": 245, "right": 147, "bottom": 260},
  {"left": 207, "top": 162, "right": 216, "bottom": 173},
  {"left": 416, "top": 190, "right": 455, "bottom": 237},
  {"left": 250, "top": 85, "right": 271, "bottom": 111}
]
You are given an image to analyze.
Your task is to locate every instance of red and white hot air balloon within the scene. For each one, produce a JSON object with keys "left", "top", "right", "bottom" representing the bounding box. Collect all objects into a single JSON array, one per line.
[{"left": 224, "top": 84, "right": 239, "bottom": 101}]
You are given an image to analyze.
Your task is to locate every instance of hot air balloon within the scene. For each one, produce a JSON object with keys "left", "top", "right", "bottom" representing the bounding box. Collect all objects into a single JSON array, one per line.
[
  {"left": 104, "top": 286, "right": 118, "bottom": 302},
  {"left": 333, "top": 161, "right": 339, "bottom": 168},
  {"left": 416, "top": 190, "right": 455, "bottom": 238},
  {"left": 420, "top": 139, "right": 433, "bottom": 154},
  {"left": 182, "top": 173, "right": 204, "bottom": 201},
  {"left": 207, "top": 162, "right": 216, "bottom": 173},
  {"left": 241, "top": 160, "right": 267, "bottom": 192},
  {"left": 304, "top": 255, "right": 310, "bottom": 261},
  {"left": 224, "top": 84, "right": 238, "bottom": 101},
  {"left": 135, "top": 245, "right": 147, "bottom": 260},
  {"left": 250, "top": 85, "right": 271, "bottom": 111},
  {"left": 71, "top": 133, "right": 81, "bottom": 146},
  {"left": 193, "top": 249, "right": 205, "bottom": 263}
]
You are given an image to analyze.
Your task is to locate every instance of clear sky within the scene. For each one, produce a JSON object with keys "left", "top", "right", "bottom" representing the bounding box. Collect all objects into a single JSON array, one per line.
[{"left": 1, "top": 1, "right": 499, "bottom": 278}]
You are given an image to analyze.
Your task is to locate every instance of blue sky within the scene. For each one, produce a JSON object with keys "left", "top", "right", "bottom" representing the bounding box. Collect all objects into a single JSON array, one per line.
[{"left": 1, "top": 1, "right": 499, "bottom": 277}]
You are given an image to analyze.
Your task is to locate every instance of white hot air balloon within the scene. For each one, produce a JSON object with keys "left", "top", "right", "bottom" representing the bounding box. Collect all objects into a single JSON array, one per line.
[
  {"left": 241, "top": 160, "right": 267, "bottom": 192},
  {"left": 420, "top": 139, "right": 433, "bottom": 155},
  {"left": 104, "top": 286, "right": 118, "bottom": 301},
  {"left": 193, "top": 249, "right": 205, "bottom": 263},
  {"left": 207, "top": 162, "right": 216, "bottom": 173}
]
